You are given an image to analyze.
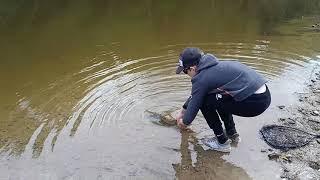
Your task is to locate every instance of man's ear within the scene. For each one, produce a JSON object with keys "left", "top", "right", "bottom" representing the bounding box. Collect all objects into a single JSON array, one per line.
[{"left": 191, "top": 66, "right": 197, "bottom": 71}]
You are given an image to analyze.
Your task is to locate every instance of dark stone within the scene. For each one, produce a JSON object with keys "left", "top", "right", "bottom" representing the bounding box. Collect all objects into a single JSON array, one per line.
[
  {"left": 287, "top": 119, "right": 296, "bottom": 125},
  {"left": 268, "top": 153, "right": 281, "bottom": 160},
  {"left": 279, "top": 118, "right": 286, "bottom": 121},
  {"left": 278, "top": 105, "right": 285, "bottom": 109},
  {"left": 308, "top": 161, "right": 320, "bottom": 170},
  {"left": 261, "top": 149, "right": 267, "bottom": 153},
  {"left": 298, "top": 108, "right": 308, "bottom": 115},
  {"left": 280, "top": 174, "right": 288, "bottom": 179},
  {"left": 311, "top": 110, "right": 320, "bottom": 116}
]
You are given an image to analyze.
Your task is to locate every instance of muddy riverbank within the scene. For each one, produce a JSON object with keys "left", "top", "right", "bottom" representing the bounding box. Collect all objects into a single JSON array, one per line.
[{"left": 265, "top": 66, "right": 320, "bottom": 180}]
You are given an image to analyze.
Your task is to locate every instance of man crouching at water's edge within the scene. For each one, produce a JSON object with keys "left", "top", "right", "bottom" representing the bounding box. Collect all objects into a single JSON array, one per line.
[{"left": 175, "top": 47, "right": 271, "bottom": 152}]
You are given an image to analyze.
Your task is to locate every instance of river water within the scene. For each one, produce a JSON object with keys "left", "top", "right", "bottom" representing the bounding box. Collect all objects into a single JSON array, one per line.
[{"left": 0, "top": 0, "right": 320, "bottom": 179}]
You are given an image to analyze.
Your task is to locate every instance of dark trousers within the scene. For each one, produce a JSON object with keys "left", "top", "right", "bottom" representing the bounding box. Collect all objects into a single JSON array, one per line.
[{"left": 200, "top": 86, "right": 271, "bottom": 137}]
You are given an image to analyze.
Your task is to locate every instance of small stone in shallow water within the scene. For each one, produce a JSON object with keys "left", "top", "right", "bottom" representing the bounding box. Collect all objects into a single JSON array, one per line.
[
  {"left": 311, "top": 79, "right": 316, "bottom": 83},
  {"left": 261, "top": 149, "right": 267, "bottom": 153},
  {"left": 280, "top": 176, "right": 287, "bottom": 179},
  {"left": 268, "top": 153, "right": 281, "bottom": 160},
  {"left": 298, "top": 108, "right": 307, "bottom": 114},
  {"left": 311, "top": 110, "right": 320, "bottom": 116},
  {"left": 314, "top": 89, "right": 320, "bottom": 93},
  {"left": 282, "top": 154, "right": 293, "bottom": 163},
  {"left": 286, "top": 154, "right": 292, "bottom": 158},
  {"left": 308, "top": 161, "right": 320, "bottom": 170},
  {"left": 268, "top": 148, "right": 273, "bottom": 152},
  {"left": 279, "top": 118, "right": 286, "bottom": 121},
  {"left": 278, "top": 105, "right": 285, "bottom": 109},
  {"left": 287, "top": 119, "right": 296, "bottom": 125}
]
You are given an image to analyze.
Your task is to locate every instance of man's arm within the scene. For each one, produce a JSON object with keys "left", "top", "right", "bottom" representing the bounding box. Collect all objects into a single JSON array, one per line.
[
  {"left": 175, "top": 97, "right": 190, "bottom": 129},
  {"left": 183, "top": 81, "right": 208, "bottom": 125},
  {"left": 182, "top": 96, "right": 192, "bottom": 109}
]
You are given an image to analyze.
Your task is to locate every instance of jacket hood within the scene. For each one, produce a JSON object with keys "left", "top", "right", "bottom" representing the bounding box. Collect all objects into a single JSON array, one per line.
[{"left": 197, "top": 54, "right": 219, "bottom": 72}]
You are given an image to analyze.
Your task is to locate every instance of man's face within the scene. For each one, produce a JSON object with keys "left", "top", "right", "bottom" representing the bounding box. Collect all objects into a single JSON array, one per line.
[{"left": 185, "top": 66, "right": 197, "bottom": 78}]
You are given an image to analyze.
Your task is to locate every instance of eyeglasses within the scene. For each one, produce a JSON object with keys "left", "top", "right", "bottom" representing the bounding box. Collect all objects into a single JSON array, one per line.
[{"left": 183, "top": 67, "right": 190, "bottom": 74}]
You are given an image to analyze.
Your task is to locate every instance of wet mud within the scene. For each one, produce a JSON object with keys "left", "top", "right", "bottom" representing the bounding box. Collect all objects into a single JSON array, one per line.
[{"left": 264, "top": 66, "right": 320, "bottom": 180}]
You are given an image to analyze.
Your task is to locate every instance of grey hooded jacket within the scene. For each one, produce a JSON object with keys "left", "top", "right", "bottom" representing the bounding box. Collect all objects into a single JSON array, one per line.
[{"left": 182, "top": 54, "right": 267, "bottom": 125}]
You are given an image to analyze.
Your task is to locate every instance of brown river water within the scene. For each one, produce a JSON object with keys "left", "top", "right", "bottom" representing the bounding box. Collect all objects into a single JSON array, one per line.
[{"left": 1, "top": 0, "right": 320, "bottom": 179}]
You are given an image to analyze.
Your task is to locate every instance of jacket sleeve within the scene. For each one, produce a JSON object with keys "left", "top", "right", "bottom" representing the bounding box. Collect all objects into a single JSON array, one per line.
[
  {"left": 182, "top": 80, "right": 208, "bottom": 125},
  {"left": 182, "top": 96, "right": 192, "bottom": 109}
]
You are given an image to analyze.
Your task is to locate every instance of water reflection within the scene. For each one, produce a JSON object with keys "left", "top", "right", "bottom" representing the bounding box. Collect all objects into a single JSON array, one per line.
[{"left": 174, "top": 131, "right": 250, "bottom": 179}]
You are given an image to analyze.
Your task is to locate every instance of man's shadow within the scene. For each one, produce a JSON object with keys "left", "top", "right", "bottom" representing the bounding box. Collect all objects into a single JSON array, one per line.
[{"left": 173, "top": 130, "right": 250, "bottom": 180}]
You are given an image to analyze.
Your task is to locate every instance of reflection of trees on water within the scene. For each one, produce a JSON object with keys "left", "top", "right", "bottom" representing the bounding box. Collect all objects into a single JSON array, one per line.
[
  {"left": 173, "top": 131, "right": 250, "bottom": 179},
  {"left": 1, "top": 0, "right": 320, "bottom": 33}
]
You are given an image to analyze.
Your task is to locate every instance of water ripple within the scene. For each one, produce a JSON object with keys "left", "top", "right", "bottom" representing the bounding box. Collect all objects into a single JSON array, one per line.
[{"left": 3, "top": 41, "right": 318, "bottom": 156}]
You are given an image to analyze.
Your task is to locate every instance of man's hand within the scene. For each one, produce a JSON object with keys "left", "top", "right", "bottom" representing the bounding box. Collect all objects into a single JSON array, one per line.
[
  {"left": 175, "top": 108, "right": 186, "bottom": 121},
  {"left": 177, "top": 118, "right": 188, "bottom": 130}
]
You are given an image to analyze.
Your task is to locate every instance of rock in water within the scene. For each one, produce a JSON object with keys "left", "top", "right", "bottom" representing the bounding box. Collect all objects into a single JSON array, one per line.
[
  {"left": 261, "top": 149, "right": 267, "bottom": 153},
  {"left": 311, "top": 110, "right": 319, "bottom": 116},
  {"left": 268, "top": 153, "right": 281, "bottom": 160}
]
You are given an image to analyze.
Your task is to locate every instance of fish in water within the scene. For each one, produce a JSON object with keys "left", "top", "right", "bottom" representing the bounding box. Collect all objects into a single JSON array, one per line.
[{"left": 145, "top": 110, "right": 177, "bottom": 126}]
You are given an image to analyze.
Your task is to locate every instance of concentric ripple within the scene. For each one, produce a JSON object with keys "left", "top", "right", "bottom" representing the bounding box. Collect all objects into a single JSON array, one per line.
[
  {"left": 2, "top": 39, "right": 319, "bottom": 157},
  {"left": 1, "top": 37, "right": 319, "bottom": 179}
]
